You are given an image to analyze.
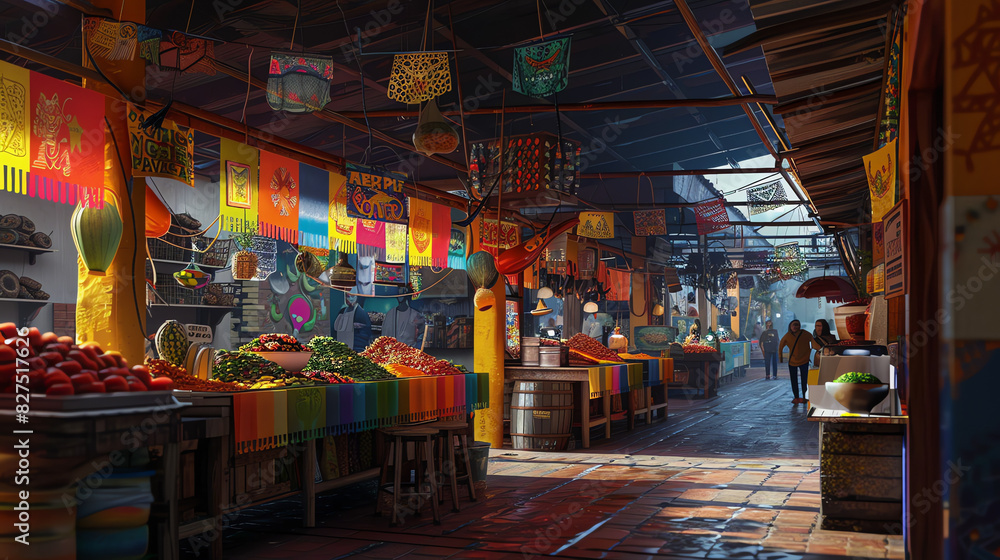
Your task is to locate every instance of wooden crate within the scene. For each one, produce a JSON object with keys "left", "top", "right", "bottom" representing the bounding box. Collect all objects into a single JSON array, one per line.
[{"left": 819, "top": 422, "right": 904, "bottom": 533}]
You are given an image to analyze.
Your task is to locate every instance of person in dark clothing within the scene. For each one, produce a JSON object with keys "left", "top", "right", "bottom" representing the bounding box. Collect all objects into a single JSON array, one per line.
[
  {"left": 812, "top": 319, "right": 838, "bottom": 366},
  {"left": 758, "top": 320, "right": 780, "bottom": 380}
]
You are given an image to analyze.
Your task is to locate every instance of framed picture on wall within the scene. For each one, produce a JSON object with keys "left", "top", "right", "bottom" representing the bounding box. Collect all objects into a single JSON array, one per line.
[{"left": 226, "top": 161, "right": 253, "bottom": 208}]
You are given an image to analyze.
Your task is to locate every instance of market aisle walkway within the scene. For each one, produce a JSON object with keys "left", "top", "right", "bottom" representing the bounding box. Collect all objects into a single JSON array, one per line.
[{"left": 204, "top": 367, "right": 903, "bottom": 560}]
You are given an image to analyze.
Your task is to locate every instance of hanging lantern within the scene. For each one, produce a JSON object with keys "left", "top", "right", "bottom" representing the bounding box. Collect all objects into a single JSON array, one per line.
[
  {"left": 608, "top": 326, "right": 628, "bottom": 352},
  {"left": 412, "top": 98, "right": 459, "bottom": 156},
  {"left": 466, "top": 250, "right": 500, "bottom": 289},
  {"left": 71, "top": 199, "right": 123, "bottom": 276},
  {"left": 474, "top": 287, "right": 496, "bottom": 311},
  {"left": 326, "top": 252, "right": 357, "bottom": 288},
  {"left": 583, "top": 301, "right": 599, "bottom": 314},
  {"left": 537, "top": 286, "right": 554, "bottom": 299},
  {"left": 652, "top": 303, "right": 665, "bottom": 316},
  {"left": 530, "top": 299, "right": 552, "bottom": 316},
  {"left": 173, "top": 262, "right": 211, "bottom": 289}
]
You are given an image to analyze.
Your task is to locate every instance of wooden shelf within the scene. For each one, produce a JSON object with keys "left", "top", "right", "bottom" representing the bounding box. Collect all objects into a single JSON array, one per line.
[
  {"left": 0, "top": 298, "right": 50, "bottom": 327},
  {"left": 0, "top": 242, "right": 56, "bottom": 265}
]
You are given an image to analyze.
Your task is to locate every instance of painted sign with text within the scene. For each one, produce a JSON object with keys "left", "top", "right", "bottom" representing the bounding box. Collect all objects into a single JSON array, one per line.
[
  {"left": 883, "top": 200, "right": 907, "bottom": 298},
  {"left": 345, "top": 163, "right": 408, "bottom": 224}
]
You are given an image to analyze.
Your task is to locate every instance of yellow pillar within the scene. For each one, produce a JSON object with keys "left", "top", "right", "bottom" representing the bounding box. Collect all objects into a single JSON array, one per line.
[
  {"left": 77, "top": 0, "right": 146, "bottom": 365},
  {"left": 474, "top": 282, "right": 505, "bottom": 447}
]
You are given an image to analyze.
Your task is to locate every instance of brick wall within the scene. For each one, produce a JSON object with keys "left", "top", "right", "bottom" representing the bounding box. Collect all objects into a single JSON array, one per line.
[{"left": 53, "top": 303, "right": 75, "bottom": 339}]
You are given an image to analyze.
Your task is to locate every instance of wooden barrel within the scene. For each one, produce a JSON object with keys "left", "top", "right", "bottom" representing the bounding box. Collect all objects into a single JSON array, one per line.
[
  {"left": 510, "top": 381, "right": 573, "bottom": 451},
  {"left": 502, "top": 381, "right": 513, "bottom": 421}
]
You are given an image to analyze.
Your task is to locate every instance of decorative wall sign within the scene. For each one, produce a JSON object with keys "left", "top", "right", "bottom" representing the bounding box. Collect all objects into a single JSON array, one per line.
[
  {"left": 345, "top": 163, "right": 408, "bottom": 224},
  {"left": 385, "top": 222, "right": 407, "bottom": 263},
  {"left": 634, "top": 209, "right": 667, "bottom": 236},
  {"left": 883, "top": 200, "right": 906, "bottom": 298},
  {"left": 185, "top": 324, "right": 213, "bottom": 343},
  {"left": 864, "top": 140, "right": 898, "bottom": 221},
  {"left": 512, "top": 36, "right": 571, "bottom": 98},
  {"left": 409, "top": 198, "right": 451, "bottom": 267},
  {"left": 479, "top": 218, "right": 519, "bottom": 250},
  {"left": 386, "top": 52, "right": 452, "bottom": 104},
  {"left": 577, "top": 211, "right": 614, "bottom": 239},
  {"left": 747, "top": 180, "right": 786, "bottom": 215},
  {"left": 266, "top": 53, "right": 334, "bottom": 113},
  {"left": 694, "top": 198, "right": 730, "bottom": 235},
  {"left": 375, "top": 262, "right": 404, "bottom": 284},
  {"left": 83, "top": 18, "right": 138, "bottom": 60},
  {"left": 126, "top": 105, "right": 194, "bottom": 185},
  {"left": 219, "top": 139, "right": 258, "bottom": 233},
  {"left": 873, "top": 221, "right": 885, "bottom": 265}
]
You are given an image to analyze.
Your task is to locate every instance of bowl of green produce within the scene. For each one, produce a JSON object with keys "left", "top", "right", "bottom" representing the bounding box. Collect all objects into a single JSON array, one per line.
[{"left": 826, "top": 372, "right": 888, "bottom": 413}]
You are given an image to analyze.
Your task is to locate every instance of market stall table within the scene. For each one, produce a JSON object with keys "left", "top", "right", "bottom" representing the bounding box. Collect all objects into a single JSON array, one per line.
[
  {"left": 0, "top": 394, "right": 186, "bottom": 560},
  {"left": 809, "top": 407, "right": 908, "bottom": 533},
  {"left": 622, "top": 357, "right": 672, "bottom": 427},
  {"left": 505, "top": 363, "right": 643, "bottom": 448},
  {"left": 672, "top": 352, "right": 725, "bottom": 398}
]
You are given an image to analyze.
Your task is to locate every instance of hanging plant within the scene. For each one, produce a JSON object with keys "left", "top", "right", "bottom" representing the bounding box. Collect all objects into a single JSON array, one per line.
[{"left": 231, "top": 226, "right": 259, "bottom": 281}]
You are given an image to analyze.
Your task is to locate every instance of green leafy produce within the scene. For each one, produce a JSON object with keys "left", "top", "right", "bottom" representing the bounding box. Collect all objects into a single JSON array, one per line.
[
  {"left": 212, "top": 350, "right": 285, "bottom": 383},
  {"left": 833, "top": 372, "right": 882, "bottom": 384},
  {"left": 306, "top": 337, "right": 394, "bottom": 381}
]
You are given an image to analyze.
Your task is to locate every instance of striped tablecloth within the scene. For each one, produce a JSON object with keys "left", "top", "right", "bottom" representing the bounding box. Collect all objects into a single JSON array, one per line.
[
  {"left": 232, "top": 372, "right": 489, "bottom": 453},
  {"left": 624, "top": 357, "right": 674, "bottom": 386},
  {"left": 586, "top": 363, "right": 644, "bottom": 399}
]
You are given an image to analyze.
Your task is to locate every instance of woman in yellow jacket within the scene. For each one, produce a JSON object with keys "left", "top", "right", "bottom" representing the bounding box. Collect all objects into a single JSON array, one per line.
[{"left": 779, "top": 320, "right": 821, "bottom": 404}]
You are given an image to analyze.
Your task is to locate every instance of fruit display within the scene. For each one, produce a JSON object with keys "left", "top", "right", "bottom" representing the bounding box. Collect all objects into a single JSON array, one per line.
[
  {"left": 832, "top": 372, "right": 882, "bottom": 384},
  {"left": 300, "top": 371, "right": 355, "bottom": 384},
  {"left": 239, "top": 333, "right": 307, "bottom": 352},
  {"left": 0, "top": 324, "right": 174, "bottom": 395},
  {"left": 361, "top": 337, "right": 463, "bottom": 376},
  {"left": 540, "top": 338, "right": 561, "bottom": 347},
  {"left": 306, "top": 337, "right": 395, "bottom": 381},
  {"left": 155, "top": 320, "right": 190, "bottom": 366},
  {"left": 682, "top": 344, "right": 719, "bottom": 354},
  {"left": 146, "top": 358, "right": 241, "bottom": 392},
  {"left": 566, "top": 333, "right": 624, "bottom": 365}
]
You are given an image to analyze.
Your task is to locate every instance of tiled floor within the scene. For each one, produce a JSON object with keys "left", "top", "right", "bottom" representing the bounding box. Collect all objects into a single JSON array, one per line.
[{"left": 190, "top": 367, "right": 905, "bottom": 559}]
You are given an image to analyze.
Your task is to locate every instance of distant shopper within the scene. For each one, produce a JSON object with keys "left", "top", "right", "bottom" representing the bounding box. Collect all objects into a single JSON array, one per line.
[
  {"left": 759, "top": 320, "right": 779, "bottom": 380},
  {"left": 778, "top": 320, "right": 819, "bottom": 404},
  {"left": 752, "top": 320, "right": 764, "bottom": 341},
  {"left": 812, "top": 319, "right": 838, "bottom": 366}
]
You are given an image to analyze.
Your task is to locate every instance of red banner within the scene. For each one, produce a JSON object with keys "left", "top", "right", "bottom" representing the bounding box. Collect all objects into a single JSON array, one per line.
[{"left": 694, "top": 198, "right": 730, "bottom": 235}]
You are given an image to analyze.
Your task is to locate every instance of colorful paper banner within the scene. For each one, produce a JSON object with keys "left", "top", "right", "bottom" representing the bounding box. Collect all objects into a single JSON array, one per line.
[
  {"left": 258, "top": 151, "right": 300, "bottom": 242},
  {"left": 387, "top": 52, "right": 452, "bottom": 104},
  {"left": 409, "top": 198, "right": 451, "bottom": 267},
  {"left": 577, "top": 211, "right": 614, "bottom": 239},
  {"left": 747, "top": 180, "right": 787, "bottom": 215},
  {"left": 634, "top": 209, "right": 666, "bottom": 236},
  {"left": 694, "top": 198, "right": 730, "bottom": 235},
  {"left": 864, "top": 139, "right": 897, "bottom": 221},
  {"left": 297, "top": 163, "right": 330, "bottom": 249},
  {"left": 357, "top": 219, "right": 386, "bottom": 259},
  {"left": 385, "top": 222, "right": 407, "bottom": 263},
  {"left": 448, "top": 228, "right": 467, "bottom": 270},
  {"left": 345, "top": 163, "right": 408, "bottom": 224},
  {"left": 512, "top": 36, "right": 571, "bottom": 98},
  {"left": 479, "top": 218, "right": 519, "bottom": 250},
  {"left": 126, "top": 105, "right": 194, "bottom": 186},
  {"left": 219, "top": 138, "right": 258, "bottom": 233},
  {"left": 328, "top": 171, "right": 356, "bottom": 254}
]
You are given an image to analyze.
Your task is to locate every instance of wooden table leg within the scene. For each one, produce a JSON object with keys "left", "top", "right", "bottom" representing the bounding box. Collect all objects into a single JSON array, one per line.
[
  {"left": 162, "top": 439, "right": 180, "bottom": 560},
  {"left": 301, "top": 441, "right": 316, "bottom": 527},
  {"left": 626, "top": 388, "right": 636, "bottom": 431},
  {"left": 579, "top": 381, "right": 590, "bottom": 449},
  {"left": 646, "top": 388, "right": 653, "bottom": 425},
  {"left": 603, "top": 394, "right": 612, "bottom": 440}
]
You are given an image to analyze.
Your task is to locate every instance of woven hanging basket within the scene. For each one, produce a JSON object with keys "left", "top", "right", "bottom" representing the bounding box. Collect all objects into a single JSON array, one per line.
[{"left": 232, "top": 250, "right": 259, "bottom": 281}]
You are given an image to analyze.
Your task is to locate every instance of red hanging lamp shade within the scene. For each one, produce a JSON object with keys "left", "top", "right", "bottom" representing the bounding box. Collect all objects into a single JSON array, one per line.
[{"left": 794, "top": 276, "right": 858, "bottom": 303}]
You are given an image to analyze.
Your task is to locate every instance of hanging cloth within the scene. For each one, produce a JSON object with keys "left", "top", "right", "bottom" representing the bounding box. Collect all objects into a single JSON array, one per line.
[
  {"left": 257, "top": 151, "right": 299, "bottom": 242},
  {"left": 137, "top": 25, "right": 162, "bottom": 64},
  {"left": 297, "top": 163, "right": 330, "bottom": 249},
  {"left": 159, "top": 31, "right": 216, "bottom": 75},
  {"left": 329, "top": 172, "right": 356, "bottom": 254},
  {"left": 606, "top": 269, "right": 630, "bottom": 302},
  {"left": 266, "top": 53, "right": 334, "bottom": 113},
  {"left": 385, "top": 223, "right": 407, "bottom": 263},
  {"left": 448, "top": 228, "right": 467, "bottom": 270},
  {"left": 83, "top": 18, "right": 138, "bottom": 61},
  {"left": 219, "top": 138, "right": 258, "bottom": 233},
  {"left": 512, "top": 37, "right": 571, "bottom": 98},
  {"left": 357, "top": 219, "right": 386, "bottom": 260},
  {"left": 386, "top": 52, "right": 452, "bottom": 104},
  {"left": 409, "top": 198, "right": 449, "bottom": 267}
]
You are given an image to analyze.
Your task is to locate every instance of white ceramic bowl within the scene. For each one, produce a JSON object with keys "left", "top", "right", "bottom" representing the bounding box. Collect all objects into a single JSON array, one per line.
[{"left": 250, "top": 351, "right": 313, "bottom": 372}]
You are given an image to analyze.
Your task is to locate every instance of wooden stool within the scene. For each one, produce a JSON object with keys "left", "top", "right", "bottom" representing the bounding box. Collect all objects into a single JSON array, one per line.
[
  {"left": 428, "top": 420, "right": 477, "bottom": 512},
  {"left": 375, "top": 426, "right": 441, "bottom": 526}
]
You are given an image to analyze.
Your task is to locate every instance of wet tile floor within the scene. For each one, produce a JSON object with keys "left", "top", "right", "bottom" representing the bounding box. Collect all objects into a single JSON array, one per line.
[{"left": 195, "top": 367, "right": 904, "bottom": 559}]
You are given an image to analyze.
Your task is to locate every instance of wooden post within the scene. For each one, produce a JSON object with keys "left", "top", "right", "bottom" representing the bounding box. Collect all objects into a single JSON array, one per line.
[
  {"left": 77, "top": 0, "right": 146, "bottom": 365},
  {"left": 474, "top": 284, "right": 505, "bottom": 447}
]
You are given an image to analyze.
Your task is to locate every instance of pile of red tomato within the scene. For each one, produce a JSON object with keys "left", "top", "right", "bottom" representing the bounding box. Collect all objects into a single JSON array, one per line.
[
  {"left": 683, "top": 344, "right": 719, "bottom": 354},
  {"left": 0, "top": 323, "right": 174, "bottom": 396}
]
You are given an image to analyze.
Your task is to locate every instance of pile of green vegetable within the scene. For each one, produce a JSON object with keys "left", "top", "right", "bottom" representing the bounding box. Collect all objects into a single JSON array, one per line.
[
  {"left": 832, "top": 372, "right": 882, "bottom": 384},
  {"left": 212, "top": 350, "right": 285, "bottom": 383},
  {"left": 305, "top": 337, "right": 394, "bottom": 381}
]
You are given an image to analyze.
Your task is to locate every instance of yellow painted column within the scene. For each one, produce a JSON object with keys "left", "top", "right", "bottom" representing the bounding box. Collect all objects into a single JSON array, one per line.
[
  {"left": 474, "top": 280, "right": 505, "bottom": 447},
  {"left": 77, "top": 0, "right": 146, "bottom": 365}
]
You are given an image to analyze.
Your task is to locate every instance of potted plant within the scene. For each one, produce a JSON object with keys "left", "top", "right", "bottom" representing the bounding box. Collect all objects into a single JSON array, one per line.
[
  {"left": 231, "top": 227, "right": 259, "bottom": 281},
  {"left": 825, "top": 372, "right": 888, "bottom": 413}
]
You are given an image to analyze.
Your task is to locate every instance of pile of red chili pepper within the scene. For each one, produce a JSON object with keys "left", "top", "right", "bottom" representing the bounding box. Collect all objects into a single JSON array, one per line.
[
  {"left": 146, "top": 358, "right": 245, "bottom": 392},
  {"left": 683, "top": 344, "right": 719, "bottom": 354},
  {"left": 566, "top": 333, "right": 623, "bottom": 363},
  {"left": 300, "top": 371, "right": 355, "bottom": 384},
  {"left": 361, "top": 337, "right": 462, "bottom": 376}
]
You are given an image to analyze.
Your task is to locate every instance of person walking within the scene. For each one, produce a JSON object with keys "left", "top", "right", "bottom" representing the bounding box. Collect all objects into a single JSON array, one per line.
[
  {"left": 779, "top": 320, "right": 819, "bottom": 404},
  {"left": 758, "top": 320, "right": 780, "bottom": 380},
  {"left": 812, "top": 319, "right": 838, "bottom": 367}
]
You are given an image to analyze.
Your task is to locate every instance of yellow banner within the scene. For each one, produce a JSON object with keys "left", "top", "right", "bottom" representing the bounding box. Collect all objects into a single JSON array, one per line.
[
  {"left": 408, "top": 197, "right": 434, "bottom": 266},
  {"left": 219, "top": 138, "right": 258, "bottom": 233},
  {"left": 328, "top": 171, "right": 356, "bottom": 254},
  {"left": 577, "top": 211, "right": 614, "bottom": 239},
  {"left": 863, "top": 140, "right": 897, "bottom": 221},
  {"left": 0, "top": 60, "right": 30, "bottom": 194}
]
